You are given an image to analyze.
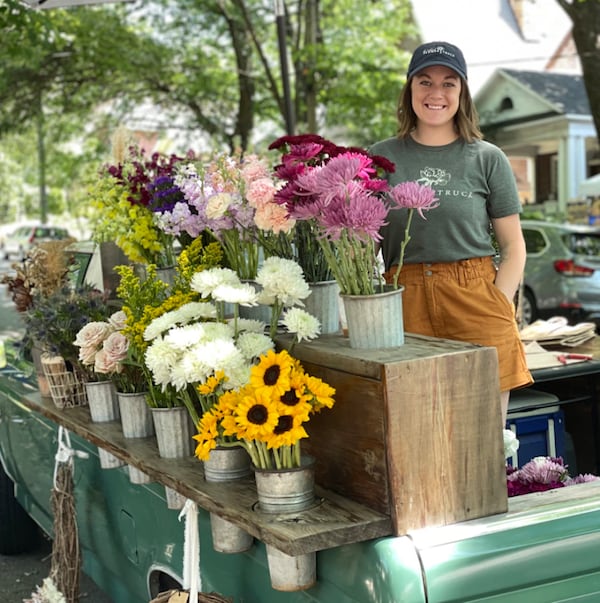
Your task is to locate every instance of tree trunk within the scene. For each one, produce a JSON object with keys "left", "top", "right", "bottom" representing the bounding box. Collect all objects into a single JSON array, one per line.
[{"left": 557, "top": 0, "right": 600, "bottom": 142}]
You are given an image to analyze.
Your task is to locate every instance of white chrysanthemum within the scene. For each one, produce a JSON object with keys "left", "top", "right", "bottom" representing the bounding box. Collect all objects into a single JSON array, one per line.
[
  {"left": 177, "top": 301, "right": 217, "bottom": 321},
  {"left": 144, "top": 312, "right": 180, "bottom": 341},
  {"left": 190, "top": 267, "right": 240, "bottom": 297},
  {"left": 256, "top": 257, "right": 310, "bottom": 307},
  {"left": 281, "top": 308, "right": 321, "bottom": 342},
  {"left": 178, "top": 345, "right": 213, "bottom": 384},
  {"left": 236, "top": 331, "right": 274, "bottom": 361},
  {"left": 206, "top": 339, "right": 246, "bottom": 373},
  {"left": 223, "top": 362, "right": 252, "bottom": 390},
  {"left": 164, "top": 323, "right": 207, "bottom": 350},
  {"left": 169, "top": 361, "right": 193, "bottom": 391},
  {"left": 233, "top": 318, "right": 265, "bottom": 333},
  {"left": 145, "top": 338, "right": 178, "bottom": 386},
  {"left": 213, "top": 282, "right": 259, "bottom": 306},
  {"left": 196, "top": 321, "right": 235, "bottom": 342}
]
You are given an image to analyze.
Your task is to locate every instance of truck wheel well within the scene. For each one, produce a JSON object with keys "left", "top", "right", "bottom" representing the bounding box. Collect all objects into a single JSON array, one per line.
[
  {"left": 0, "top": 462, "right": 41, "bottom": 555},
  {"left": 148, "top": 569, "right": 183, "bottom": 598}
]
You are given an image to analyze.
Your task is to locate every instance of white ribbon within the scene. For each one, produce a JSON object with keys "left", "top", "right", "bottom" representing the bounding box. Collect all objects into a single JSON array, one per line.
[
  {"left": 178, "top": 498, "right": 201, "bottom": 601},
  {"left": 53, "top": 426, "right": 89, "bottom": 488}
]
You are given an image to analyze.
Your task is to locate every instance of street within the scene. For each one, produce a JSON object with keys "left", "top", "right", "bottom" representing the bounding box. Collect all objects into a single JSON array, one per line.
[{"left": 0, "top": 256, "right": 113, "bottom": 603}]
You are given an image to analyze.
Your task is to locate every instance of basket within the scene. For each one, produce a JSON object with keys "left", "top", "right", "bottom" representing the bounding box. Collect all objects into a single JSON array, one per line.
[{"left": 41, "top": 354, "right": 88, "bottom": 409}]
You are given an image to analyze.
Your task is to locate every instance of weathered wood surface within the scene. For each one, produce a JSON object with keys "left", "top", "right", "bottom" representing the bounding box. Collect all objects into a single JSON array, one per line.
[
  {"left": 18, "top": 389, "right": 393, "bottom": 556},
  {"left": 285, "top": 333, "right": 508, "bottom": 534}
]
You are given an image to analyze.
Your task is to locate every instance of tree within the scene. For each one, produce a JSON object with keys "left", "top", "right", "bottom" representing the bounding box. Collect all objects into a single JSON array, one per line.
[{"left": 557, "top": 0, "right": 600, "bottom": 142}]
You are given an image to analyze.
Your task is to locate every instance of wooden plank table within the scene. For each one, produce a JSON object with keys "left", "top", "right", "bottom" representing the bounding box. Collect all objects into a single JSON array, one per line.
[{"left": 12, "top": 385, "right": 392, "bottom": 557}]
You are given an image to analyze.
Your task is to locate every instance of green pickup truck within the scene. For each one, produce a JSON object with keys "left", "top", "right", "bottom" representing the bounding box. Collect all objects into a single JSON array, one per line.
[
  {"left": 3, "top": 360, "right": 600, "bottom": 603},
  {"left": 2, "top": 242, "right": 600, "bottom": 602}
]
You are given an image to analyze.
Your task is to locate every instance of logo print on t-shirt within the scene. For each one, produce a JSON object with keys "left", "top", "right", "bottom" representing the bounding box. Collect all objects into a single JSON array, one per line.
[{"left": 417, "top": 167, "right": 451, "bottom": 188}]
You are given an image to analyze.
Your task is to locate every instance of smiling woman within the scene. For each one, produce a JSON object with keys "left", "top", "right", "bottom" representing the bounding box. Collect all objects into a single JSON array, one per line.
[{"left": 370, "top": 40, "right": 532, "bottom": 427}]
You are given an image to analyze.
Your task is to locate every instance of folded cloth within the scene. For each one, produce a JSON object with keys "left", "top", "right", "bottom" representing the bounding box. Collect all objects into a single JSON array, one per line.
[{"left": 519, "top": 316, "right": 596, "bottom": 346}]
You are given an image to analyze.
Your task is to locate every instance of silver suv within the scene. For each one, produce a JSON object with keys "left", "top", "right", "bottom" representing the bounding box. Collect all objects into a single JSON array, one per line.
[
  {"left": 520, "top": 220, "right": 600, "bottom": 325},
  {"left": 3, "top": 224, "right": 72, "bottom": 260}
]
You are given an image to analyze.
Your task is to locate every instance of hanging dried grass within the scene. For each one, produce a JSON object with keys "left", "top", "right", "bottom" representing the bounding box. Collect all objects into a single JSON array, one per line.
[{"left": 49, "top": 462, "right": 81, "bottom": 603}]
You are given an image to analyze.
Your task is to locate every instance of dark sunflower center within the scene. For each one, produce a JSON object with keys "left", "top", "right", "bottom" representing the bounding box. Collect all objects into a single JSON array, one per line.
[
  {"left": 273, "top": 415, "right": 293, "bottom": 435},
  {"left": 247, "top": 404, "right": 269, "bottom": 425},
  {"left": 280, "top": 388, "right": 299, "bottom": 406},
  {"left": 263, "top": 365, "right": 281, "bottom": 386}
]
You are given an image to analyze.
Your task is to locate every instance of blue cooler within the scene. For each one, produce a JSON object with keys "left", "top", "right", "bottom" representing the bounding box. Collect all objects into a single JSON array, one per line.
[{"left": 506, "top": 389, "right": 566, "bottom": 467}]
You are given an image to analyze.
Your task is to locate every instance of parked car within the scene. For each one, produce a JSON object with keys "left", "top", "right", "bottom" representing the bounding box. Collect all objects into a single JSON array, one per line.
[
  {"left": 520, "top": 220, "right": 600, "bottom": 325},
  {"left": 3, "top": 224, "right": 73, "bottom": 260}
]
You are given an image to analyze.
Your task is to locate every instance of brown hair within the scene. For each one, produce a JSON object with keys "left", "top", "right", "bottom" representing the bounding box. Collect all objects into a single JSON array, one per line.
[{"left": 396, "top": 75, "right": 482, "bottom": 142}]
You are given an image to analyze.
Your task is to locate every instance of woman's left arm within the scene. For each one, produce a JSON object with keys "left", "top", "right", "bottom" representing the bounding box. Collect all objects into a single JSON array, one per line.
[{"left": 491, "top": 214, "right": 526, "bottom": 302}]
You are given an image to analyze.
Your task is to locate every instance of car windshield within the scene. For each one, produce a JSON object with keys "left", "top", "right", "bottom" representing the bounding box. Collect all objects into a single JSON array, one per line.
[{"left": 565, "top": 232, "right": 600, "bottom": 257}]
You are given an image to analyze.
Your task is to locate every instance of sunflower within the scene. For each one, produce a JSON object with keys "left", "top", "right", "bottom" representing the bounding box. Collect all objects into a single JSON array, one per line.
[
  {"left": 227, "top": 387, "right": 280, "bottom": 441},
  {"left": 304, "top": 374, "right": 336, "bottom": 411},
  {"left": 193, "top": 410, "right": 220, "bottom": 460},
  {"left": 250, "top": 349, "right": 294, "bottom": 397},
  {"left": 198, "top": 370, "right": 227, "bottom": 396},
  {"left": 266, "top": 408, "right": 309, "bottom": 450}
]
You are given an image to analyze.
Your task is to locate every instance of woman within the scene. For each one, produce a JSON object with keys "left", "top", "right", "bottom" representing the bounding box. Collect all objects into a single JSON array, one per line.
[{"left": 371, "top": 41, "right": 533, "bottom": 427}]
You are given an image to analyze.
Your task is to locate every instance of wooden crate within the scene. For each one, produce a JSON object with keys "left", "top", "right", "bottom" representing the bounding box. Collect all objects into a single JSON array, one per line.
[{"left": 282, "top": 333, "right": 508, "bottom": 535}]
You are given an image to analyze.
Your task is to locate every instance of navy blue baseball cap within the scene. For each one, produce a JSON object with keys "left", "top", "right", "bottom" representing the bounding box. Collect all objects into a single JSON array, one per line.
[{"left": 407, "top": 41, "right": 468, "bottom": 80}]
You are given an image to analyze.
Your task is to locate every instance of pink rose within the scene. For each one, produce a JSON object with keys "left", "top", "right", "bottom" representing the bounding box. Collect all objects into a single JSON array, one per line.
[
  {"left": 78, "top": 344, "right": 98, "bottom": 367},
  {"left": 103, "top": 331, "right": 129, "bottom": 362},
  {"left": 74, "top": 321, "right": 112, "bottom": 349},
  {"left": 109, "top": 310, "right": 127, "bottom": 331}
]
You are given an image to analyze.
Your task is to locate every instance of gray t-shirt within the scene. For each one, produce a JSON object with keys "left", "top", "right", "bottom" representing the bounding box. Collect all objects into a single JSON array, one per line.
[{"left": 369, "top": 136, "right": 522, "bottom": 270}]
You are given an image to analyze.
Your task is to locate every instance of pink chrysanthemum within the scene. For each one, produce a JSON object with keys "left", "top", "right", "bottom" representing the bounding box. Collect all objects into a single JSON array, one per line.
[{"left": 388, "top": 181, "right": 440, "bottom": 219}]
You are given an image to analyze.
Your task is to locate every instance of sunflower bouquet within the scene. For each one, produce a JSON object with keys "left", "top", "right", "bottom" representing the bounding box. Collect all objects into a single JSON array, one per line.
[{"left": 193, "top": 349, "right": 335, "bottom": 470}]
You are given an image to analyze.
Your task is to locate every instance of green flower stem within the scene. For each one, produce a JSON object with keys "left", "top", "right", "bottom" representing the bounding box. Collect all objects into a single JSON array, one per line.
[
  {"left": 243, "top": 440, "right": 262, "bottom": 468},
  {"left": 293, "top": 442, "right": 301, "bottom": 468},
  {"left": 269, "top": 300, "right": 284, "bottom": 339},
  {"left": 393, "top": 209, "right": 414, "bottom": 290},
  {"left": 180, "top": 388, "right": 201, "bottom": 426},
  {"left": 222, "top": 230, "right": 260, "bottom": 279}
]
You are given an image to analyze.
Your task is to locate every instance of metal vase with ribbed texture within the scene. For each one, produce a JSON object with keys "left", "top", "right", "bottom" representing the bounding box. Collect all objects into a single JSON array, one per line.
[
  {"left": 341, "top": 285, "right": 404, "bottom": 349},
  {"left": 151, "top": 406, "right": 194, "bottom": 459},
  {"left": 85, "top": 381, "right": 120, "bottom": 422},
  {"left": 117, "top": 391, "right": 154, "bottom": 438},
  {"left": 304, "top": 280, "right": 340, "bottom": 334},
  {"left": 254, "top": 456, "right": 316, "bottom": 514}
]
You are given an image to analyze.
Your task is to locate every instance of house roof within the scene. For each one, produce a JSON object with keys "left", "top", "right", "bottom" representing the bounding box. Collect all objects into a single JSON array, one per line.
[
  {"left": 475, "top": 68, "right": 591, "bottom": 126},
  {"left": 500, "top": 69, "right": 590, "bottom": 116},
  {"left": 410, "top": 0, "right": 574, "bottom": 94}
]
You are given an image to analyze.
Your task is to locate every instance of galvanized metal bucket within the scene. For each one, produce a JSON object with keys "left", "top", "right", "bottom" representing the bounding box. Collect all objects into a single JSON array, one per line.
[
  {"left": 86, "top": 381, "right": 120, "bottom": 422},
  {"left": 254, "top": 456, "right": 316, "bottom": 514},
  {"left": 210, "top": 513, "right": 253, "bottom": 553},
  {"left": 97, "top": 447, "right": 125, "bottom": 470},
  {"left": 341, "top": 285, "right": 404, "bottom": 349},
  {"left": 266, "top": 545, "right": 316, "bottom": 591},
  {"left": 128, "top": 465, "right": 152, "bottom": 485},
  {"left": 304, "top": 280, "right": 340, "bottom": 334},
  {"left": 204, "top": 447, "right": 252, "bottom": 483},
  {"left": 151, "top": 406, "right": 194, "bottom": 459},
  {"left": 118, "top": 391, "right": 154, "bottom": 438}
]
